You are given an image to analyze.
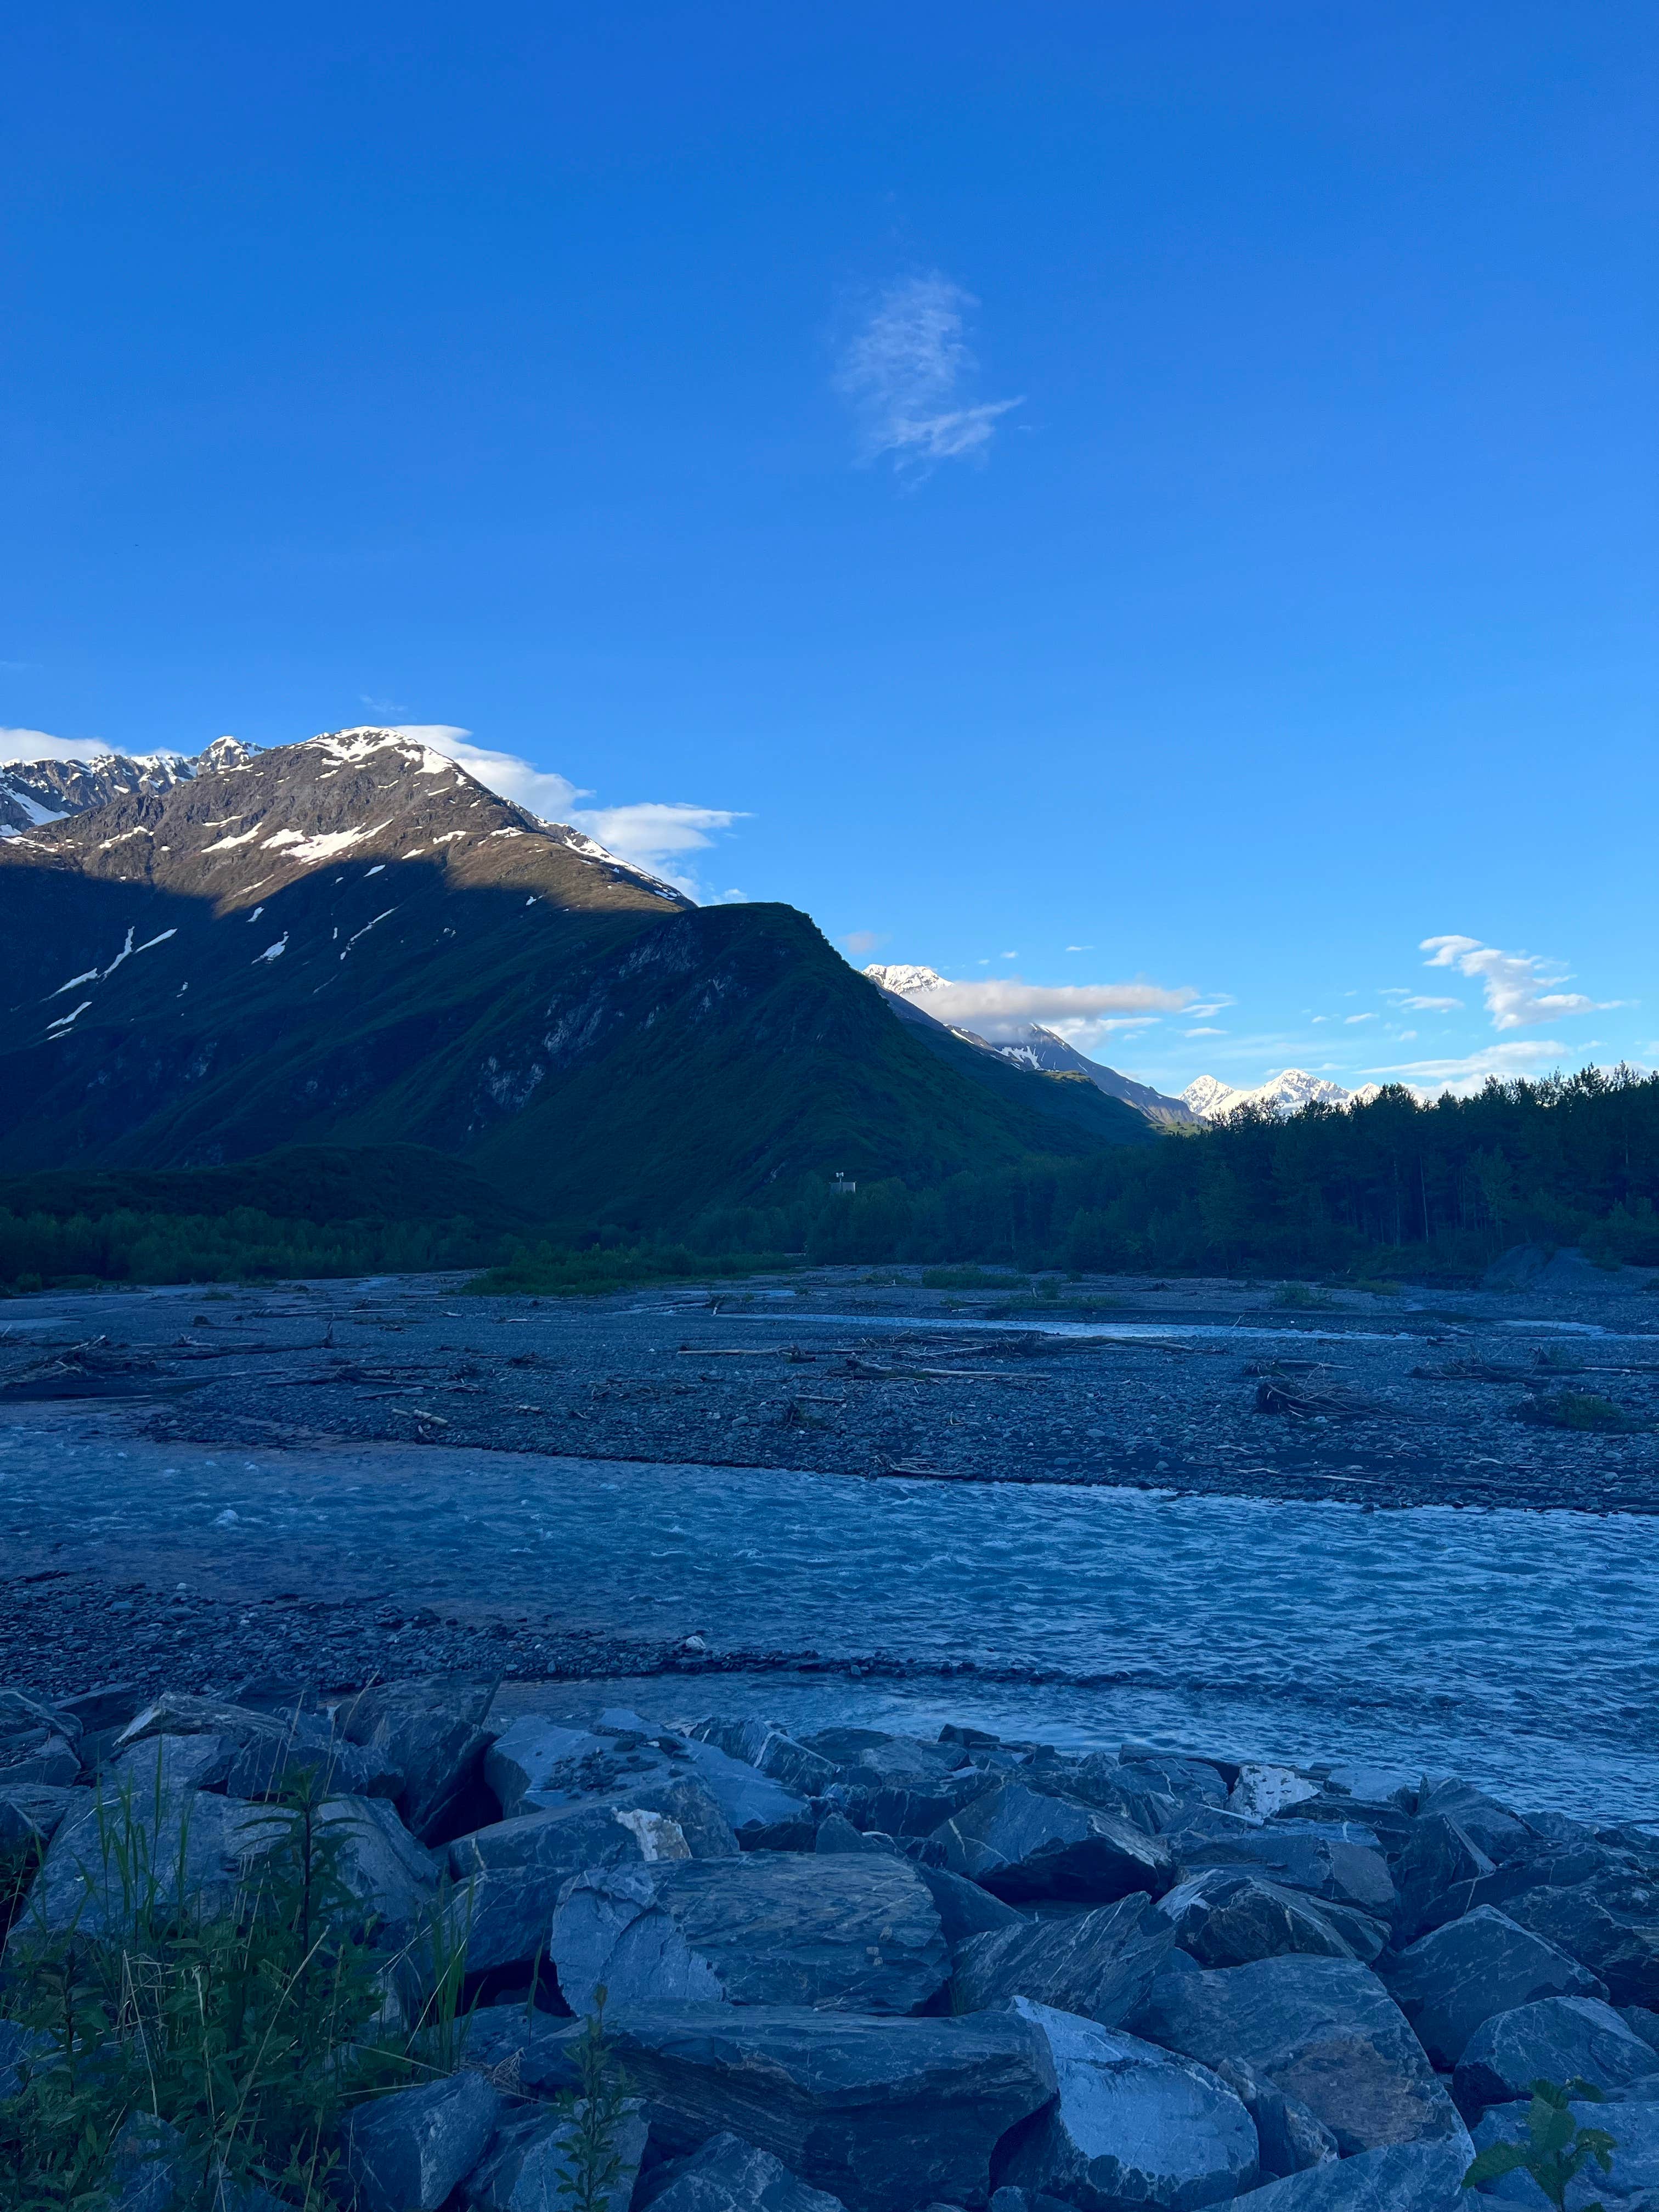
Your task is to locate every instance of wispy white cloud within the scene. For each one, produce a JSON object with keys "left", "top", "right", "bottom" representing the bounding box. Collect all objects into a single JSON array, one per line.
[
  {"left": 1420, "top": 935, "right": 1612, "bottom": 1030},
  {"left": 1184, "top": 1026, "right": 1225, "bottom": 1037},
  {"left": 882, "top": 972, "right": 1197, "bottom": 1052},
  {"left": 0, "top": 727, "right": 115, "bottom": 765},
  {"left": 835, "top": 273, "right": 1022, "bottom": 477},
  {"left": 1344, "top": 1012, "right": 1377, "bottom": 1024},
  {"left": 1366, "top": 1039, "right": 1572, "bottom": 1091},
  {"left": 1065, "top": 944, "right": 1093, "bottom": 953},
  {"left": 387, "top": 726, "right": 744, "bottom": 898},
  {"left": 1382, "top": 987, "right": 1463, "bottom": 1012}
]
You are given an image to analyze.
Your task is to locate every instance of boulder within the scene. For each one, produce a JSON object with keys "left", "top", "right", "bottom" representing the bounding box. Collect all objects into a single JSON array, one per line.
[
  {"left": 997, "top": 1996, "right": 1259, "bottom": 2211},
  {"left": 1415, "top": 1780, "right": 1534, "bottom": 1864},
  {"left": 1453, "top": 1997, "right": 1659, "bottom": 2110},
  {"left": 110, "top": 2113, "right": 188, "bottom": 2212},
  {"left": 951, "top": 1896, "right": 1173, "bottom": 2028},
  {"left": 1622, "top": 2007, "right": 1659, "bottom": 2056},
  {"left": 1505, "top": 1872, "right": 1659, "bottom": 2007},
  {"left": 1321, "top": 1767, "right": 1417, "bottom": 1813},
  {"left": 489, "top": 1712, "right": 812, "bottom": 1851},
  {"left": 338, "top": 2071, "right": 502, "bottom": 2212},
  {"left": 1224, "top": 2138, "right": 1474, "bottom": 2208},
  {"left": 637, "top": 2131, "right": 847, "bottom": 2212},
  {"left": 1466, "top": 2095, "right": 1659, "bottom": 2208},
  {"left": 1392, "top": 1817, "right": 1499, "bottom": 1942},
  {"left": 917, "top": 1866, "right": 1025, "bottom": 1946},
  {"left": 1227, "top": 1767, "right": 1320, "bottom": 1822},
  {"left": 0, "top": 1782, "right": 80, "bottom": 1849},
  {"left": 1414, "top": 1844, "right": 1615, "bottom": 1938},
  {"left": 448, "top": 2006, "right": 585, "bottom": 2096},
  {"left": 1385, "top": 1906, "right": 1606, "bottom": 2067},
  {"left": 337, "top": 1679, "right": 499, "bottom": 1843},
  {"left": 932, "top": 1784, "right": 1172, "bottom": 1903},
  {"left": 601, "top": 2003, "right": 1059, "bottom": 2212},
  {"left": 111, "top": 1734, "right": 238, "bottom": 1793},
  {"left": 1171, "top": 1821, "right": 1396, "bottom": 1920},
  {"left": 460, "top": 2096, "right": 647, "bottom": 2212},
  {"left": 12, "top": 1785, "right": 436, "bottom": 1954},
  {"left": 1207, "top": 2056, "right": 1338, "bottom": 2180},
  {"left": 1155, "top": 1871, "right": 1386, "bottom": 1968},
  {"left": 448, "top": 1778, "right": 737, "bottom": 1976},
  {"left": 691, "top": 1719, "right": 839, "bottom": 1799},
  {"left": 1136, "top": 1953, "right": 1467, "bottom": 2153},
  {"left": 550, "top": 1855, "right": 949, "bottom": 2016},
  {"left": 815, "top": 1815, "right": 891, "bottom": 1856},
  {"left": 1, "top": 1735, "right": 80, "bottom": 1787}
]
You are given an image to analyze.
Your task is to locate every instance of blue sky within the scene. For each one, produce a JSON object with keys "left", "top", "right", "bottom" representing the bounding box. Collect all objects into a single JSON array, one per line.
[{"left": 4, "top": 1, "right": 1654, "bottom": 1097}]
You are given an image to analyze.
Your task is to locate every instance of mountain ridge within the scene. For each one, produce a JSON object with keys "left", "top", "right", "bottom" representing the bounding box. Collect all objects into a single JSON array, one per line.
[
  {"left": 0, "top": 730, "right": 1153, "bottom": 1223},
  {"left": 864, "top": 964, "right": 1199, "bottom": 1127}
]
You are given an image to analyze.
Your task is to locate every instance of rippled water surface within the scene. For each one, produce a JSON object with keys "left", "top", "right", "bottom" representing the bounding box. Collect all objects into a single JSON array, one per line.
[{"left": 3, "top": 1412, "right": 1656, "bottom": 1818}]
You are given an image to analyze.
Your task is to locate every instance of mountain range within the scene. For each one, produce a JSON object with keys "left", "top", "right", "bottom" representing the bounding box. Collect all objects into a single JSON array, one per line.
[
  {"left": 864, "top": 966, "right": 1201, "bottom": 1126},
  {"left": 0, "top": 729, "right": 1154, "bottom": 1226},
  {"left": 1180, "top": 1069, "right": 1376, "bottom": 1120}
]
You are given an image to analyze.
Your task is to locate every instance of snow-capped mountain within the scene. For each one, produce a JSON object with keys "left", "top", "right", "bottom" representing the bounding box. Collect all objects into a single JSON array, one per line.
[
  {"left": 0, "top": 728, "right": 686, "bottom": 909},
  {"left": 0, "top": 737, "right": 254, "bottom": 836},
  {"left": 1181, "top": 1068, "right": 1378, "bottom": 1119},
  {"left": 864, "top": 964, "right": 1199, "bottom": 1127}
]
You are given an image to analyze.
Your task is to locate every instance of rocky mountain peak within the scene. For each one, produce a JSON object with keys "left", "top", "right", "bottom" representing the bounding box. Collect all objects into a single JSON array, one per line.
[
  {"left": 1182, "top": 1068, "right": 1369, "bottom": 1120},
  {"left": 0, "top": 728, "right": 687, "bottom": 913}
]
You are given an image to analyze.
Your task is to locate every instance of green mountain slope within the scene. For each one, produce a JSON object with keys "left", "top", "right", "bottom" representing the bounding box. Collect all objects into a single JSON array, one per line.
[{"left": 0, "top": 733, "right": 1153, "bottom": 1229}]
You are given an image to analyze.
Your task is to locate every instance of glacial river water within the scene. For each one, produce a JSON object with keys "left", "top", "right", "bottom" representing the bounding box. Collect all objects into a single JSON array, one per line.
[{"left": 3, "top": 1408, "right": 1656, "bottom": 1820}]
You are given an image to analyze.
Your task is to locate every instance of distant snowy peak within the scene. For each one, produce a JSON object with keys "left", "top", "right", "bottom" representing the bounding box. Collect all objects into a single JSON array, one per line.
[
  {"left": 1182, "top": 1067, "right": 1376, "bottom": 1120},
  {"left": 864, "top": 963, "right": 950, "bottom": 995},
  {"left": 864, "top": 965, "right": 1198, "bottom": 1127}
]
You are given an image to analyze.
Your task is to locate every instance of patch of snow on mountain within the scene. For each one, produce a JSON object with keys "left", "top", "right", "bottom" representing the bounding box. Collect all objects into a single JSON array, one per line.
[
  {"left": 864, "top": 963, "right": 950, "bottom": 994},
  {"left": 255, "top": 935, "right": 289, "bottom": 963},
  {"left": 46, "top": 1002, "right": 92, "bottom": 1035},
  {"left": 260, "top": 821, "right": 390, "bottom": 865}
]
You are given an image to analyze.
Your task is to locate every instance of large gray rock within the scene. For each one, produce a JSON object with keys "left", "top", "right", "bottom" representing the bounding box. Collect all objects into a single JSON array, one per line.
[
  {"left": 461, "top": 2096, "right": 647, "bottom": 2212},
  {"left": 1505, "top": 1872, "right": 1659, "bottom": 2008},
  {"left": 933, "top": 1784, "right": 1172, "bottom": 1903},
  {"left": 1415, "top": 1781, "right": 1534, "bottom": 1864},
  {"left": 918, "top": 1866, "right": 1026, "bottom": 1947},
  {"left": 489, "top": 1712, "right": 812, "bottom": 1850},
  {"left": 638, "top": 2131, "right": 847, "bottom": 2212},
  {"left": 1412, "top": 1838, "right": 1616, "bottom": 1938},
  {"left": 1136, "top": 1953, "right": 1467, "bottom": 2153},
  {"left": 11, "top": 1785, "right": 436, "bottom": 1954},
  {"left": 1392, "top": 1816, "right": 1499, "bottom": 1942},
  {"left": 448, "top": 1778, "right": 738, "bottom": 1975},
  {"left": 550, "top": 1855, "right": 949, "bottom": 2016},
  {"left": 1466, "top": 2095, "right": 1659, "bottom": 2208},
  {"left": 1172, "top": 1821, "right": 1396, "bottom": 1920},
  {"left": 1385, "top": 1906, "right": 1607, "bottom": 2067},
  {"left": 0, "top": 1782, "right": 79, "bottom": 1848},
  {"left": 338, "top": 1679, "right": 499, "bottom": 1842},
  {"left": 1228, "top": 2139, "right": 1474, "bottom": 2209},
  {"left": 1207, "top": 2056, "right": 1338, "bottom": 2180},
  {"left": 997, "top": 1997, "right": 1259, "bottom": 2211},
  {"left": 601, "top": 2003, "right": 1059, "bottom": 2212},
  {"left": 819, "top": 1735, "right": 998, "bottom": 1839},
  {"left": 690, "top": 1719, "right": 838, "bottom": 1799},
  {"left": 951, "top": 1895, "right": 1173, "bottom": 2028},
  {"left": 1155, "top": 1871, "right": 1386, "bottom": 1968},
  {"left": 114, "top": 1689, "right": 380, "bottom": 1800},
  {"left": 339, "top": 2071, "right": 501, "bottom": 2212},
  {"left": 1454, "top": 1997, "right": 1659, "bottom": 2110}
]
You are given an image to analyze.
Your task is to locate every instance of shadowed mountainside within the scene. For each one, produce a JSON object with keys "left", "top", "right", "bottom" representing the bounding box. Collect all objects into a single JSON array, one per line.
[{"left": 0, "top": 731, "right": 1152, "bottom": 1230}]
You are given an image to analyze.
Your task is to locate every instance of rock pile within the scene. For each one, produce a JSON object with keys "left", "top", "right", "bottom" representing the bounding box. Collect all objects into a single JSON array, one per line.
[{"left": 4, "top": 1678, "right": 1659, "bottom": 2209}]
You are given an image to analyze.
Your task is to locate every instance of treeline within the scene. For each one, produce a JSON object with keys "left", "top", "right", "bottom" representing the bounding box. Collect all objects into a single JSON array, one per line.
[
  {"left": 682, "top": 1068, "right": 1659, "bottom": 1280},
  {"left": 3, "top": 1069, "right": 1655, "bottom": 1295},
  {"left": 0, "top": 1205, "right": 511, "bottom": 1294}
]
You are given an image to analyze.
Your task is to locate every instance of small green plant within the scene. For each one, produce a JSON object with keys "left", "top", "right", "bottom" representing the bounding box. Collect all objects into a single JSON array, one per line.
[
  {"left": 555, "top": 1988, "right": 636, "bottom": 2212},
  {"left": 1273, "top": 1284, "right": 1335, "bottom": 1310},
  {"left": 1519, "top": 1392, "right": 1643, "bottom": 1434},
  {"left": 1463, "top": 2078, "right": 1616, "bottom": 2208},
  {"left": 0, "top": 1756, "right": 467, "bottom": 2209}
]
